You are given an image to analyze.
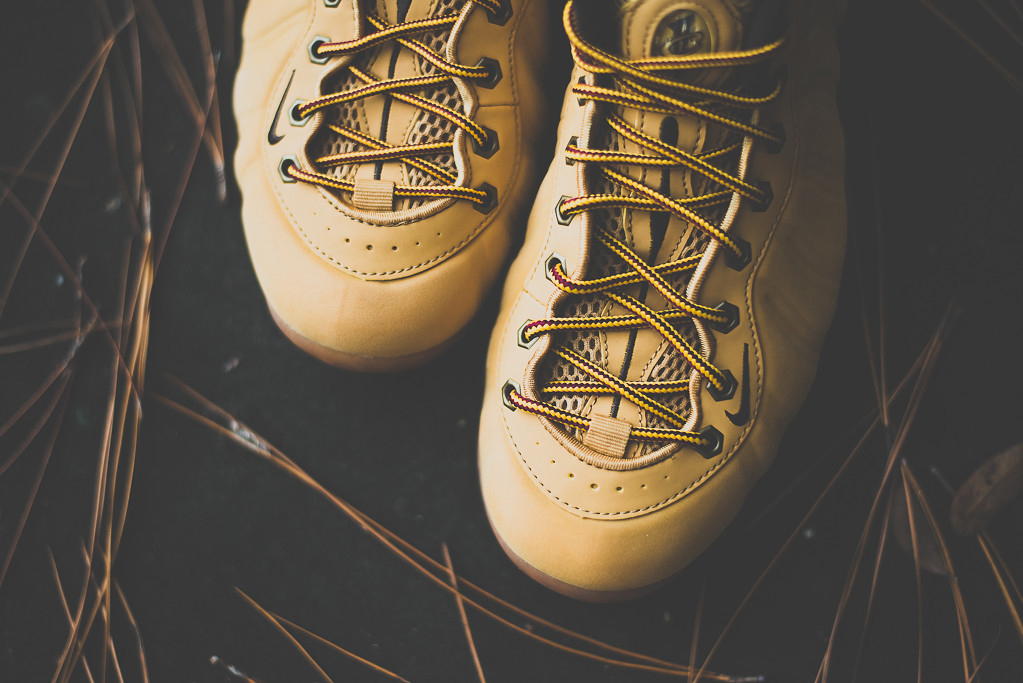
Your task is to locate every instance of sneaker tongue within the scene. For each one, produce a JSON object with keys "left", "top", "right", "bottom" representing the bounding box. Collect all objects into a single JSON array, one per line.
[
  {"left": 575, "top": 0, "right": 757, "bottom": 455},
  {"left": 344, "top": 0, "right": 464, "bottom": 208},
  {"left": 613, "top": 0, "right": 753, "bottom": 59}
]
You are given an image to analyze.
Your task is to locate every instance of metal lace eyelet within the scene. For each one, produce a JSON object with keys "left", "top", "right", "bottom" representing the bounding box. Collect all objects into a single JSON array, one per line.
[
  {"left": 308, "top": 36, "right": 330, "bottom": 64},
  {"left": 473, "top": 183, "right": 498, "bottom": 214},
  {"left": 474, "top": 57, "right": 502, "bottom": 89},
  {"left": 485, "top": 0, "right": 512, "bottom": 25},
  {"left": 502, "top": 379, "right": 521, "bottom": 410},
  {"left": 706, "top": 370, "right": 737, "bottom": 402},
  {"left": 725, "top": 237, "right": 752, "bottom": 271},
  {"left": 710, "top": 301, "right": 739, "bottom": 333},
  {"left": 695, "top": 425, "right": 723, "bottom": 458},
  {"left": 751, "top": 181, "right": 773, "bottom": 212},
  {"left": 764, "top": 122, "right": 786, "bottom": 154},
  {"left": 565, "top": 136, "right": 578, "bottom": 165},
  {"left": 555, "top": 196, "right": 574, "bottom": 226},
  {"left": 517, "top": 320, "right": 537, "bottom": 348},
  {"left": 472, "top": 126, "right": 499, "bottom": 158},
  {"left": 279, "top": 156, "right": 299, "bottom": 183},
  {"left": 289, "top": 101, "right": 310, "bottom": 126},
  {"left": 323, "top": 0, "right": 341, "bottom": 6},
  {"left": 544, "top": 253, "right": 566, "bottom": 284}
]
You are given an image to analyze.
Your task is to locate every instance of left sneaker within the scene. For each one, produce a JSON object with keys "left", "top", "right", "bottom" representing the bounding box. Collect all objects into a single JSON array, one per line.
[
  {"left": 234, "top": 0, "right": 551, "bottom": 371},
  {"left": 478, "top": 0, "right": 847, "bottom": 600}
]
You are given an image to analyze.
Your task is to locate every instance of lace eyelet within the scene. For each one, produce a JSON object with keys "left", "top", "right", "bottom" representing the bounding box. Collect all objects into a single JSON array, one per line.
[
  {"left": 764, "top": 122, "right": 786, "bottom": 154},
  {"left": 502, "top": 379, "right": 521, "bottom": 410},
  {"left": 278, "top": 156, "right": 299, "bottom": 183},
  {"left": 323, "top": 0, "right": 340, "bottom": 6},
  {"left": 517, "top": 320, "right": 537, "bottom": 348},
  {"left": 485, "top": 0, "right": 512, "bottom": 25},
  {"left": 308, "top": 36, "right": 330, "bottom": 64},
  {"left": 474, "top": 57, "right": 502, "bottom": 88},
  {"left": 751, "top": 181, "right": 773, "bottom": 212},
  {"left": 289, "top": 101, "right": 310, "bottom": 126},
  {"left": 545, "top": 253, "right": 566, "bottom": 284},
  {"left": 472, "top": 126, "right": 499, "bottom": 158},
  {"left": 706, "top": 370, "right": 737, "bottom": 402},
  {"left": 773, "top": 65, "right": 789, "bottom": 92},
  {"left": 725, "top": 237, "right": 752, "bottom": 271},
  {"left": 473, "top": 182, "right": 498, "bottom": 214},
  {"left": 555, "top": 196, "right": 574, "bottom": 225},
  {"left": 565, "top": 136, "right": 578, "bottom": 165},
  {"left": 710, "top": 301, "right": 739, "bottom": 333},
  {"left": 695, "top": 425, "right": 723, "bottom": 458}
]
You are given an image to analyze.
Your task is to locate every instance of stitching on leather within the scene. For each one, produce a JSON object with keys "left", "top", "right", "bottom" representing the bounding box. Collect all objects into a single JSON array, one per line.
[{"left": 506, "top": 402, "right": 724, "bottom": 515}]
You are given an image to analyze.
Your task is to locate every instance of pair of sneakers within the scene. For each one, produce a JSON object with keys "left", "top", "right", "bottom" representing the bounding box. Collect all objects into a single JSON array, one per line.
[{"left": 233, "top": 0, "right": 846, "bottom": 601}]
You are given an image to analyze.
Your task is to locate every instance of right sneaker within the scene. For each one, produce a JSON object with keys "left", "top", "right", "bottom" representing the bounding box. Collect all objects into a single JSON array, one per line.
[
  {"left": 234, "top": 0, "right": 549, "bottom": 371},
  {"left": 479, "top": 0, "right": 847, "bottom": 600}
]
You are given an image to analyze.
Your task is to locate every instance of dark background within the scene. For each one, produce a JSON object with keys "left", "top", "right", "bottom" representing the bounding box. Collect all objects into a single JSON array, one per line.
[{"left": 2, "top": 0, "right": 1022, "bottom": 681}]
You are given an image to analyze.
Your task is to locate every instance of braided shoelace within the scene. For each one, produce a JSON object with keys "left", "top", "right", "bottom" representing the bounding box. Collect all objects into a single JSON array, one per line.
[
  {"left": 506, "top": 0, "right": 785, "bottom": 458},
  {"left": 282, "top": 0, "right": 507, "bottom": 210}
]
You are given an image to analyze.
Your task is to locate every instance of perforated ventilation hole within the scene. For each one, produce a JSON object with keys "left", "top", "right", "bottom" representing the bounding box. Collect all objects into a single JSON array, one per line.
[
  {"left": 641, "top": 484, "right": 647, "bottom": 489},
  {"left": 344, "top": 238, "right": 350, "bottom": 243},
  {"left": 590, "top": 483, "right": 598, "bottom": 490},
  {"left": 568, "top": 473, "right": 575, "bottom": 478},
  {"left": 616, "top": 487, "right": 623, "bottom": 492},
  {"left": 391, "top": 246, "right": 398, "bottom": 251},
  {"left": 366, "top": 245, "right": 373, "bottom": 251}
]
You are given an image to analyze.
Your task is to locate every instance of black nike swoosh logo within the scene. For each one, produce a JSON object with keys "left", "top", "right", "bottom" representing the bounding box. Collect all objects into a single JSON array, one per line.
[
  {"left": 267, "top": 70, "right": 296, "bottom": 146},
  {"left": 726, "top": 343, "right": 750, "bottom": 426}
]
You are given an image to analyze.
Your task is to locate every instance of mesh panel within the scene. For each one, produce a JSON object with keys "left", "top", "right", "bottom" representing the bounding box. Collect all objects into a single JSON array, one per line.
[
  {"left": 536, "top": 49, "right": 761, "bottom": 458},
  {"left": 538, "top": 116, "right": 714, "bottom": 454},
  {"left": 636, "top": 324, "right": 698, "bottom": 439},
  {"left": 544, "top": 294, "right": 605, "bottom": 415},
  {"left": 402, "top": 0, "right": 466, "bottom": 208},
  {"left": 316, "top": 57, "right": 373, "bottom": 184},
  {"left": 311, "top": 0, "right": 468, "bottom": 207}
]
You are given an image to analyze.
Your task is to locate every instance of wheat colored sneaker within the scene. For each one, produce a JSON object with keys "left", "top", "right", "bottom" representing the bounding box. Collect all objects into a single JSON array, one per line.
[
  {"left": 479, "top": 0, "right": 847, "bottom": 600},
  {"left": 234, "top": 0, "right": 549, "bottom": 371}
]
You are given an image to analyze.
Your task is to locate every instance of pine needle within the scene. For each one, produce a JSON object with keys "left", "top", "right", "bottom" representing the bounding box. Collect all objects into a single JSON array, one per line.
[
  {"left": 235, "top": 589, "right": 333, "bottom": 683},
  {"left": 442, "top": 543, "right": 487, "bottom": 683}
]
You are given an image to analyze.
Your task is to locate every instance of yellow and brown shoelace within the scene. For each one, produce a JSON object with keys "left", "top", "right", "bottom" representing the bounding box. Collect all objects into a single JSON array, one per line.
[
  {"left": 282, "top": 0, "right": 508, "bottom": 211},
  {"left": 506, "top": 0, "right": 785, "bottom": 458}
]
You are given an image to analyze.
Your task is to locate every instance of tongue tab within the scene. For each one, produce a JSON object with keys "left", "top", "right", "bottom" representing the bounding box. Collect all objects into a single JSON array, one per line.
[{"left": 615, "top": 0, "right": 751, "bottom": 60}]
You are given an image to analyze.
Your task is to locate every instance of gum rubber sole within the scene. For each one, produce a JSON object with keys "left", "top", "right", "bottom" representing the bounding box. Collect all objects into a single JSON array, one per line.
[
  {"left": 488, "top": 513, "right": 673, "bottom": 603},
  {"left": 269, "top": 306, "right": 459, "bottom": 373}
]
